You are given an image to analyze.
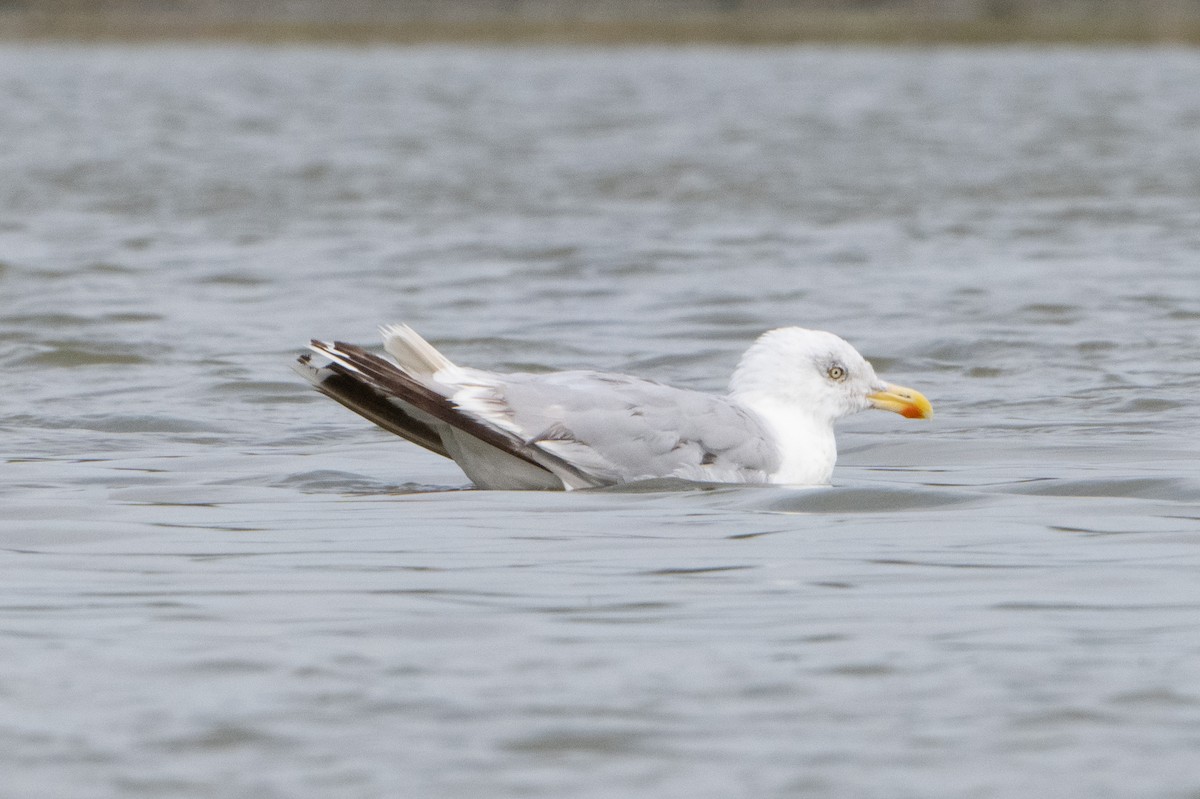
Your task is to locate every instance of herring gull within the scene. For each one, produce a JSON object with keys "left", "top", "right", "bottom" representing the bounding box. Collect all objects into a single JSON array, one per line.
[{"left": 293, "top": 325, "right": 932, "bottom": 490}]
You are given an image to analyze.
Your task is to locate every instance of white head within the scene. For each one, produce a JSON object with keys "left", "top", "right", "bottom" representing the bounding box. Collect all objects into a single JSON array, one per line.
[{"left": 729, "top": 327, "right": 932, "bottom": 425}]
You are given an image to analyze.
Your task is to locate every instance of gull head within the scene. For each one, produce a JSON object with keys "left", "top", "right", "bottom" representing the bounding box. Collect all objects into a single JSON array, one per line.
[{"left": 730, "top": 327, "right": 932, "bottom": 425}]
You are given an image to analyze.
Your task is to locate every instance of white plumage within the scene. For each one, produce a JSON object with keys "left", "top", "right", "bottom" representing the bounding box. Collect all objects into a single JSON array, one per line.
[{"left": 294, "top": 325, "right": 932, "bottom": 490}]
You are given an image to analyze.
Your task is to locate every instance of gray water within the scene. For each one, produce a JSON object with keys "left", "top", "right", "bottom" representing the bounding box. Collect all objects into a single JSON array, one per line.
[{"left": 2, "top": 44, "right": 1200, "bottom": 798}]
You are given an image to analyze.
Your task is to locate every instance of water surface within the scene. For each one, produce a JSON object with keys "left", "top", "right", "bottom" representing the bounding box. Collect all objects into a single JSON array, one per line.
[{"left": 2, "top": 45, "right": 1200, "bottom": 798}]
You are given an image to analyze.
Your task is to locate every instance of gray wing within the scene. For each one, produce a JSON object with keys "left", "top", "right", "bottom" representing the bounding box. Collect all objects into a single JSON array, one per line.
[{"left": 449, "top": 369, "right": 780, "bottom": 485}]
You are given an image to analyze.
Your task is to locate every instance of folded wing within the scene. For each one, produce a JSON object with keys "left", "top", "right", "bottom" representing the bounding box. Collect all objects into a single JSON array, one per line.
[{"left": 448, "top": 370, "right": 779, "bottom": 485}]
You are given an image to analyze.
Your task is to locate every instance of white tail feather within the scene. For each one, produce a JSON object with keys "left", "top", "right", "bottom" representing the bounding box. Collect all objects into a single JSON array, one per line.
[{"left": 380, "top": 324, "right": 456, "bottom": 377}]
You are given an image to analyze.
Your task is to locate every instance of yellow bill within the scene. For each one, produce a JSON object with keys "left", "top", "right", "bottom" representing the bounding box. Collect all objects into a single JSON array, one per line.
[{"left": 867, "top": 383, "right": 933, "bottom": 419}]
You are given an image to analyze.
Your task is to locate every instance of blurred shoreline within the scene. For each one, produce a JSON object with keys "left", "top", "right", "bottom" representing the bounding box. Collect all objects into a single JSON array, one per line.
[{"left": 3, "top": 1, "right": 1199, "bottom": 45}]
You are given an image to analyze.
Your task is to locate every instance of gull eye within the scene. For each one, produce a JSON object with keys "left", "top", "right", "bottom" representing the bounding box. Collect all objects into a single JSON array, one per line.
[{"left": 827, "top": 364, "right": 847, "bottom": 381}]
